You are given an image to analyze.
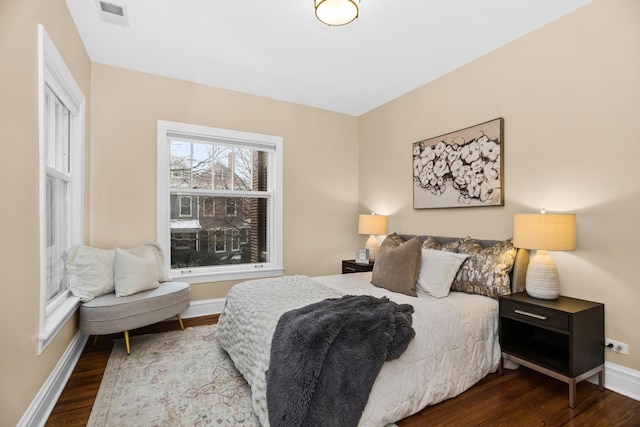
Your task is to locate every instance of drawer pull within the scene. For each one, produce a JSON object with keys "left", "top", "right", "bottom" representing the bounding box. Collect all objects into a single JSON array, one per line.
[
  {"left": 345, "top": 267, "right": 356, "bottom": 272},
  {"left": 514, "top": 309, "right": 547, "bottom": 320}
]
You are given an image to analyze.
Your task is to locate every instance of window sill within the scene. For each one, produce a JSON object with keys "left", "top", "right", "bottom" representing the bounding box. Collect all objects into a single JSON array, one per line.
[
  {"left": 38, "top": 296, "right": 80, "bottom": 354},
  {"left": 170, "top": 266, "right": 284, "bottom": 284}
]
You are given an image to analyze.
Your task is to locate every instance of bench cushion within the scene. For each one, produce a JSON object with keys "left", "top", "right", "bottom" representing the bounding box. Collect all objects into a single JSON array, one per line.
[{"left": 79, "top": 281, "right": 191, "bottom": 335}]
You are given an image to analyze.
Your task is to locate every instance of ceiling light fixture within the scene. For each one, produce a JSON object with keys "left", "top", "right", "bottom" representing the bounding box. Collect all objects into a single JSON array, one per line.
[{"left": 314, "top": 0, "right": 360, "bottom": 26}]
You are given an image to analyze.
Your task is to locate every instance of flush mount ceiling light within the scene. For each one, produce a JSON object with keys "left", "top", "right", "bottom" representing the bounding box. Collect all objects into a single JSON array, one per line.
[{"left": 314, "top": 0, "right": 360, "bottom": 26}]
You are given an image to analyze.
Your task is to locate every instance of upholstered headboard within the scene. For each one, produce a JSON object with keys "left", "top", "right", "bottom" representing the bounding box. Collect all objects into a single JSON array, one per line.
[{"left": 399, "top": 235, "right": 529, "bottom": 294}]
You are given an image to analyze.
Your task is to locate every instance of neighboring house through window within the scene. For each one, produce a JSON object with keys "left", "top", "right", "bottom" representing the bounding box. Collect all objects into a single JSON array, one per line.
[
  {"left": 157, "top": 121, "right": 283, "bottom": 283},
  {"left": 38, "top": 25, "right": 85, "bottom": 353}
]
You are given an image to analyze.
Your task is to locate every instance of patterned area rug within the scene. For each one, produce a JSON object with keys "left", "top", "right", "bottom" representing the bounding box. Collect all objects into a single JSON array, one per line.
[{"left": 88, "top": 325, "right": 259, "bottom": 426}]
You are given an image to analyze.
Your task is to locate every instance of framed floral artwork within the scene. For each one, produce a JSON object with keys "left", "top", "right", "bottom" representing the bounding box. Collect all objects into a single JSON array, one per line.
[{"left": 413, "top": 118, "right": 504, "bottom": 209}]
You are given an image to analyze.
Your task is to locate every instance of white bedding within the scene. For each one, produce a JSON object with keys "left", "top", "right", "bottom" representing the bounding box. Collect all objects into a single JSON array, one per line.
[{"left": 217, "top": 272, "right": 500, "bottom": 426}]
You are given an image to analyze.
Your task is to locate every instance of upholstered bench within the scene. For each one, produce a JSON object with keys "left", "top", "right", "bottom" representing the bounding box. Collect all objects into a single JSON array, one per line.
[
  {"left": 79, "top": 281, "right": 191, "bottom": 354},
  {"left": 67, "top": 242, "right": 192, "bottom": 354}
]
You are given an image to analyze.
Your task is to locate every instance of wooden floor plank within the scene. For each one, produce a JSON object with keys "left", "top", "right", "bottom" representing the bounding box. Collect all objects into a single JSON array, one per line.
[{"left": 46, "top": 315, "right": 640, "bottom": 426}]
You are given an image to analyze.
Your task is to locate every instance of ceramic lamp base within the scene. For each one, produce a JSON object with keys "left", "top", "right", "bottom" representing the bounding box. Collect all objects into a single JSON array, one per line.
[
  {"left": 365, "top": 235, "right": 380, "bottom": 261},
  {"left": 525, "top": 250, "right": 560, "bottom": 300}
]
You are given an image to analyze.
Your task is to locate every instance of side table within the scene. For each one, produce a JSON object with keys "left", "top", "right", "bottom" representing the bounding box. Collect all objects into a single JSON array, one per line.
[{"left": 499, "top": 292, "right": 604, "bottom": 408}]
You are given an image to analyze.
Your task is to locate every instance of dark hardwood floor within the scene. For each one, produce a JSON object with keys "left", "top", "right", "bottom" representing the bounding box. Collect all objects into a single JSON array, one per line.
[{"left": 47, "top": 315, "right": 640, "bottom": 426}]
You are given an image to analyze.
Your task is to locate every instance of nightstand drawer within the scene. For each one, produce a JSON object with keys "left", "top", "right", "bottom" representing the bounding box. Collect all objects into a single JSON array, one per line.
[
  {"left": 500, "top": 299, "right": 569, "bottom": 332},
  {"left": 342, "top": 260, "right": 374, "bottom": 274}
]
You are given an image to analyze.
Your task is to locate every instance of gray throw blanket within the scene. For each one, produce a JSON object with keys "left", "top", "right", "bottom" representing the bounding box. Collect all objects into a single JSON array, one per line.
[{"left": 266, "top": 294, "right": 415, "bottom": 427}]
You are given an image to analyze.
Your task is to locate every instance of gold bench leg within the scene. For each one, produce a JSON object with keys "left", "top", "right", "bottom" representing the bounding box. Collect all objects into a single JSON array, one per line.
[
  {"left": 177, "top": 313, "right": 185, "bottom": 330},
  {"left": 124, "top": 330, "right": 131, "bottom": 355},
  {"left": 92, "top": 335, "right": 99, "bottom": 347}
]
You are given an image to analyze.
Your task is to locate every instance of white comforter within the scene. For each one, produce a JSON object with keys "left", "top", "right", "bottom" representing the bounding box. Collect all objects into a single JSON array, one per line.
[{"left": 216, "top": 273, "right": 500, "bottom": 426}]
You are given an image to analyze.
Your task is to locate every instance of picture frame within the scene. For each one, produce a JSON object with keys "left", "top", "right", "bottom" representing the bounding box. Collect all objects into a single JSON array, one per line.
[
  {"left": 355, "top": 248, "right": 370, "bottom": 265},
  {"left": 413, "top": 118, "right": 504, "bottom": 209}
]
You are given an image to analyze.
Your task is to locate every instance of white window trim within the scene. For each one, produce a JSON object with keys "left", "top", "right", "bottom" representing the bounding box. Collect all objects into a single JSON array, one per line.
[
  {"left": 38, "top": 25, "right": 85, "bottom": 353},
  {"left": 157, "top": 120, "right": 283, "bottom": 283}
]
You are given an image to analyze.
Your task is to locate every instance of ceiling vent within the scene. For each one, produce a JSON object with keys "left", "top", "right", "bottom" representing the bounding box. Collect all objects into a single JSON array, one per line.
[{"left": 96, "top": 0, "right": 129, "bottom": 27}]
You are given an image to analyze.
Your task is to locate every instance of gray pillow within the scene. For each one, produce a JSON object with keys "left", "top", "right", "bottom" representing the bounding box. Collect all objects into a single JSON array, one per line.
[{"left": 371, "top": 235, "right": 421, "bottom": 297}]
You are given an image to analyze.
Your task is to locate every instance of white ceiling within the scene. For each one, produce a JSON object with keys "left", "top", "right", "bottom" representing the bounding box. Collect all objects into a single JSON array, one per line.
[{"left": 65, "top": 0, "right": 592, "bottom": 116}]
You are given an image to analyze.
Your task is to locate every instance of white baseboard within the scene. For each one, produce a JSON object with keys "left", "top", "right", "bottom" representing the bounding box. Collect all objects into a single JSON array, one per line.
[
  {"left": 17, "top": 331, "right": 88, "bottom": 427},
  {"left": 589, "top": 361, "right": 640, "bottom": 401},
  {"left": 181, "top": 297, "right": 225, "bottom": 318}
]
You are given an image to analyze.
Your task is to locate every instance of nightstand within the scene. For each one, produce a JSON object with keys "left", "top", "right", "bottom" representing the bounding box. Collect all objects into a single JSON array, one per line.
[
  {"left": 499, "top": 292, "right": 604, "bottom": 408},
  {"left": 341, "top": 259, "right": 374, "bottom": 274}
]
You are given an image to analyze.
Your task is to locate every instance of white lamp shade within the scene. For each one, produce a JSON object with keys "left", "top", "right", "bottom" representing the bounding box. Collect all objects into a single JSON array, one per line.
[
  {"left": 314, "top": 0, "right": 359, "bottom": 26},
  {"left": 513, "top": 214, "right": 576, "bottom": 251},
  {"left": 358, "top": 214, "right": 387, "bottom": 235}
]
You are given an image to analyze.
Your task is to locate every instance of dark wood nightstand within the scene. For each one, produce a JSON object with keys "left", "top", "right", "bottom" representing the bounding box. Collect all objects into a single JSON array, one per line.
[
  {"left": 499, "top": 292, "right": 604, "bottom": 408},
  {"left": 341, "top": 259, "right": 374, "bottom": 274}
]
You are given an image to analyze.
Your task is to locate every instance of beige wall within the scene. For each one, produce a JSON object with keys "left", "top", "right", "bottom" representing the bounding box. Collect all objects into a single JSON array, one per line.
[
  {"left": 359, "top": 0, "right": 640, "bottom": 371},
  {"left": 89, "top": 64, "right": 360, "bottom": 300},
  {"left": 0, "top": 0, "right": 92, "bottom": 424}
]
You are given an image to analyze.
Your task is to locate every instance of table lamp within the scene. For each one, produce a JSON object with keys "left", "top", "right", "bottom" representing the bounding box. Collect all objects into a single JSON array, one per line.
[
  {"left": 513, "top": 212, "right": 576, "bottom": 299},
  {"left": 358, "top": 214, "right": 387, "bottom": 261}
]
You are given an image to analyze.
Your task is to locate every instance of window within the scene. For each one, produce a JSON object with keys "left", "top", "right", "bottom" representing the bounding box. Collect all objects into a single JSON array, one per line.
[
  {"left": 231, "top": 229, "right": 241, "bottom": 251},
  {"left": 157, "top": 121, "right": 283, "bottom": 283},
  {"left": 225, "top": 198, "right": 237, "bottom": 217},
  {"left": 38, "top": 25, "right": 85, "bottom": 353},
  {"left": 202, "top": 197, "right": 215, "bottom": 217},
  {"left": 214, "top": 231, "right": 227, "bottom": 253},
  {"left": 179, "top": 195, "right": 192, "bottom": 217}
]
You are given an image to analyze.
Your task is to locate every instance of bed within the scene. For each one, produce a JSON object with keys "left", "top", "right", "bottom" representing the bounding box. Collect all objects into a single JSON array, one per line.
[{"left": 217, "top": 235, "right": 529, "bottom": 426}]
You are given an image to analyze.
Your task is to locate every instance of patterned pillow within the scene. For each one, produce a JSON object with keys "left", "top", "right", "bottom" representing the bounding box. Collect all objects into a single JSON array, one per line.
[
  {"left": 421, "top": 236, "right": 463, "bottom": 252},
  {"left": 451, "top": 238, "right": 517, "bottom": 298},
  {"left": 371, "top": 235, "right": 421, "bottom": 297},
  {"left": 385, "top": 233, "right": 406, "bottom": 246},
  {"left": 457, "top": 237, "right": 483, "bottom": 254}
]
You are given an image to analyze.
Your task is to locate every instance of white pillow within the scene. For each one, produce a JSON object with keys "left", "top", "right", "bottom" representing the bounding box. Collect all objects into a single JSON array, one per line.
[
  {"left": 114, "top": 247, "right": 160, "bottom": 297},
  {"left": 66, "top": 245, "right": 116, "bottom": 302},
  {"left": 416, "top": 249, "right": 469, "bottom": 298},
  {"left": 126, "top": 242, "right": 172, "bottom": 282}
]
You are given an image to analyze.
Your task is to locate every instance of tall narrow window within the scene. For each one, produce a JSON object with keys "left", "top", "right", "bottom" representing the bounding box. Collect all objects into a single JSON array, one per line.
[
  {"left": 157, "top": 121, "right": 283, "bottom": 283},
  {"left": 44, "top": 87, "right": 70, "bottom": 307},
  {"left": 38, "top": 25, "right": 85, "bottom": 353}
]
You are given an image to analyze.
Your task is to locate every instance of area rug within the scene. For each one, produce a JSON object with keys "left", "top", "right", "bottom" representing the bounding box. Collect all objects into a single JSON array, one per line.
[{"left": 88, "top": 325, "right": 259, "bottom": 426}]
